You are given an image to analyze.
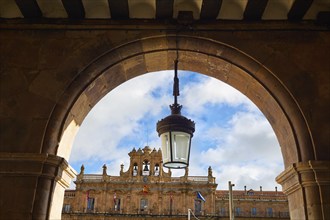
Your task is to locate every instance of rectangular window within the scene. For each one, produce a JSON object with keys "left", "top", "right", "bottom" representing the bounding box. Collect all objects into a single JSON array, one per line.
[
  {"left": 87, "top": 198, "right": 94, "bottom": 211},
  {"left": 219, "top": 207, "right": 226, "bottom": 216},
  {"left": 267, "top": 207, "right": 273, "bottom": 217},
  {"left": 235, "top": 207, "right": 241, "bottom": 216},
  {"left": 169, "top": 197, "right": 173, "bottom": 215},
  {"left": 251, "top": 207, "right": 257, "bottom": 216},
  {"left": 283, "top": 211, "right": 290, "bottom": 217},
  {"left": 114, "top": 198, "right": 121, "bottom": 211},
  {"left": 140, "top": 199, "right": 148, "bottom": 211},
  {"left": 63, "top": 204, "right": 71, "bottom": 213},
  {"left": 194, "top": 200, "right": 202, "bottom": 215}
]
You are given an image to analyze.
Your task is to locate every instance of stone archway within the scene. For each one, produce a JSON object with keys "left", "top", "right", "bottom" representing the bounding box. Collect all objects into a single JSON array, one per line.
[
  {"left": 46, "top": 35, "right": 312, "bottom": 165},
  {"left": 44, "top": 35, "right": 324, "bottom": 219}
]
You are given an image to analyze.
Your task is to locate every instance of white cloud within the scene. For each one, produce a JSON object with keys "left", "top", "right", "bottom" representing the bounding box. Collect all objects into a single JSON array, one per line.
[
  {"left": 202, "top": 111, "right": 282, "bottom": 165},
  {"left": 181, "top": 76, "right": 251, "bottom": 115},
  {"left": 69, "top": 71, "right": 284, "bottom": 192},
  {"left": 70, "top": 71, "right": 172, "bottom": 163},
  {"left": 212, "top": 163, "right": 283, "bottom": 191},
  {"left": 193, "top": 110, "right": 283, "bottom": 190}
]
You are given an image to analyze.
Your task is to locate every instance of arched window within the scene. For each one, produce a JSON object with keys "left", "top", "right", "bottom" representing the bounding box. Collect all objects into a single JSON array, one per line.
[
  {"left": 154, "top": 163, "right": 160, "bottom": 176},
  {"left": 142, "top": 160, "right": 150, "bottom": 176},
  {"left": 133, "top": 163, "right": 138, "bottom": 176}
]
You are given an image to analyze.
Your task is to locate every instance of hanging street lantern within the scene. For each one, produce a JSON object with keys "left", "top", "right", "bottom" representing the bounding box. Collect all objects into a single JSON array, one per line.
[{"left": 156, "top": 58, "right": 195, "bottom": 169}]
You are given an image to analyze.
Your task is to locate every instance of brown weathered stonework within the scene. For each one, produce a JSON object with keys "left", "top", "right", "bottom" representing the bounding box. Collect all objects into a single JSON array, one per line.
[
  {"left": 0, "top": 20, "right": 329, "bottom": 219},
  {"left": 276, "top": 161, "right": 330, "bottom": 220}
]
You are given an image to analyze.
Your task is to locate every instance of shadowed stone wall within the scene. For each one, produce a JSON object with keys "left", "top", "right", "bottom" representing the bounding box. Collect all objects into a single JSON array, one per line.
[{"left": 0, "top": 22, "right": 329, "bottom": 219}]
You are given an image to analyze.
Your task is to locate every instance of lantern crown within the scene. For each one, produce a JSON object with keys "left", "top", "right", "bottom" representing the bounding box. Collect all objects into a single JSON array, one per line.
[{"left": 156, "top": 113, "right": 195, "bottom": 136}]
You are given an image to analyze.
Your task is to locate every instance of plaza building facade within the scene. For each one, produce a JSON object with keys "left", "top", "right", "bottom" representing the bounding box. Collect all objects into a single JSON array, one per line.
[{"left": 62, "top": 146, "right": 289, "bottom": 220}]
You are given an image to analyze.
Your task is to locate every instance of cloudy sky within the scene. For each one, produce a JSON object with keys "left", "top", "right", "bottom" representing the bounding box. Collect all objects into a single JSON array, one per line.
[{"left": 69, "top": 70, "right": 284, "bottom": 191}]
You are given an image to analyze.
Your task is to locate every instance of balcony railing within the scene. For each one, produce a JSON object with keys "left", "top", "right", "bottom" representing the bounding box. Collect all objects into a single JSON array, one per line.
[
  {"left": 64, "top": 191, "right": 76, "bottom": 198},
  {"left": 217, "top": 210, "right": 290, "bottom": 218},
  {"left": 82, "top": 174, "right": 103, "bottom": 182},
  {"left": 187, "top": 176, "right": 209, "bottom": 182},
  {"left": 62, "top": 210, "right": 290, "bottom": 219},
  {"left": 216, "top": 194, "right": 288, "bottom": 201},
  {"left": 80, "top": 174, "right": 214, "bottom": 184}
]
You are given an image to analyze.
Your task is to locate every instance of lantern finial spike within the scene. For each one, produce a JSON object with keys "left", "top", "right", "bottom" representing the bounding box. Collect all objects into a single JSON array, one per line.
[{"left": 170, "top": 59, "right": 182, "bottom": 115}]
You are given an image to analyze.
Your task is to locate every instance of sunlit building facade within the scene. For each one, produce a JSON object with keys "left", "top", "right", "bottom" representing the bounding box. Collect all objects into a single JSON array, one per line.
[{"left": 62, "top": 146, "right": 289, "bottom": 220}]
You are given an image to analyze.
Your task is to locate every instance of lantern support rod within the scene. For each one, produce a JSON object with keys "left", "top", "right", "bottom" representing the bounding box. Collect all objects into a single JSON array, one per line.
[
  {"left": 173, "top": 59, "right": 179, "bottom": 105},
  {"left": 171, "top": 35, "right": 182, "bottom": 115}
]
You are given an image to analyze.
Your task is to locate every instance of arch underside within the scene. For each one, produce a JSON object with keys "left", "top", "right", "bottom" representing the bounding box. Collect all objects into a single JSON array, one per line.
[{"left": 45, "top": 35, "right": 314, "bottom": 169}]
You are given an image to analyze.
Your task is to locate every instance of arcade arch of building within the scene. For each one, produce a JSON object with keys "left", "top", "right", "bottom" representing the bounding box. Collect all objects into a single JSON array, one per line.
[
  {"left": 48, "top": 35, "right": 330, "bottom": 220},
  {"left": 1, "top": 31, "right": 329, "bottom": 220},
  {"left": 51, "top": 35, "right": 309, "bottom": 165}
]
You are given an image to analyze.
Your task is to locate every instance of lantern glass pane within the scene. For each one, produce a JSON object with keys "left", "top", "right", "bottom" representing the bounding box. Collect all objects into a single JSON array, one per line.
[
  {"left": 160, "top": 132, "right": 170, "bottom": 163},
  {"left": 171, "top": 131, "right": 191, "bottom": 163}
]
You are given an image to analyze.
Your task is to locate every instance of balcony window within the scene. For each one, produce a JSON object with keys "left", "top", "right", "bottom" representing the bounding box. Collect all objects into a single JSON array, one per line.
[
  {"left": 87, "top": 198, "right": 94, "bottom": 211},
  {"left": 267, "top": 207, "right": 273, "bottom": 217},
  {"left": 219, "top": 207, "right": 226, "bottom": 216},
  {"left": 63, "top": 204, "right": 71, "bottom": 213},
  {"left": 251, "top": 207, "right": 257, "bottom": 216},
  {"left": 140, "top": 199, "right": 148, "bottom": 211},
  {"left": 235, "top": 207, "right": 241, "bottom": 216},
  {"left": 114, "top": 198, "right": 121, "bottom": 211},
  {"left": 194, "top": 200, "right": 202, "bottom": 215}
]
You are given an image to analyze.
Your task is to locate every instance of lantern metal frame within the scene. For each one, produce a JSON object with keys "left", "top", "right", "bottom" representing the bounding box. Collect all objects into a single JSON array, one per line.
[{"left": 156, "top": 47, "right": 195, "bottom": 169}]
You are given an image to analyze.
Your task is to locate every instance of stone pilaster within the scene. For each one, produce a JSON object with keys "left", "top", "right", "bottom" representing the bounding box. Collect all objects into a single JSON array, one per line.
[
  {"left": 0, "top": 153, "right": 76, "bottom": 220},
  {"left": 276, "top": 161, "right": 330, "bottom": 220},
  {"left": 49, "top": 158, "right": 77, "bottom": 219}
]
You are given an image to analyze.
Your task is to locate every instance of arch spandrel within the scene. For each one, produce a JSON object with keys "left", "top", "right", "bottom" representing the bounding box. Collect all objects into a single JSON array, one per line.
[{"left": 46, "top": 35, "right": 312, "bottom": 169}]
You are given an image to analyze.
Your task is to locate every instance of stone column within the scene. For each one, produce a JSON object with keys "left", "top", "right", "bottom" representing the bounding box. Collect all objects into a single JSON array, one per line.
[
  {"left": 49, "top": 158, "right": 76, "bottom": 219},
  {"left": 276, "top": 161, "right": 330, "bottom": 220},
  {"left": 0, "top": 153, "right": 76, "bottom": 220}
]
